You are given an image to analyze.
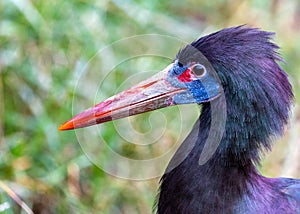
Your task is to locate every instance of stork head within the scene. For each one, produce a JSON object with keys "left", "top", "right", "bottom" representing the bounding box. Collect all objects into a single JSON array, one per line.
[
  {"left": 58, "top": 43, "right": 222, "bottom": 130},
  {"left": 59, "top": 25, "right": 293, "bottom": 148}
]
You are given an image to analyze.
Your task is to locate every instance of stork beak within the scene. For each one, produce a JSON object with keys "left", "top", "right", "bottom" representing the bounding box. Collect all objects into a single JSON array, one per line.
[{"left": 59, "top": 63, "right": 188, "bottom": 130}]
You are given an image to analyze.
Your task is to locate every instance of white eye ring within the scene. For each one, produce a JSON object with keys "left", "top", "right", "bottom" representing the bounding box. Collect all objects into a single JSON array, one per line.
[{"left": 191, "top": 64, "right": 206, "bottom": 77}]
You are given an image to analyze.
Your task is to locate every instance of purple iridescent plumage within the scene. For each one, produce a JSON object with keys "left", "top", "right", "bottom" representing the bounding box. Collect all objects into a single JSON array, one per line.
[{"left": 156, "top": 26, "right": 299, "bottom": 213}]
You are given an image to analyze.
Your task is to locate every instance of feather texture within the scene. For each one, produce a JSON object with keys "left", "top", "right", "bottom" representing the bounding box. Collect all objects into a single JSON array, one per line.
[{"left": 156, "top": 26, "right": 299, "bottom": 214}]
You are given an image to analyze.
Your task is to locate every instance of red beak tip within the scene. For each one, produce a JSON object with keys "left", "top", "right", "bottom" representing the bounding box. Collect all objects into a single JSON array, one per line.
[{"left": 58, "top": 121, "right": 75, "bottom": 131}]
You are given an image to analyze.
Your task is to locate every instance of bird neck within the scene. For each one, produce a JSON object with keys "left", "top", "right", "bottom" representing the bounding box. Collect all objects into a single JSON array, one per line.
[
  {"left": 158, "top": 116, "right": 277, "bottom": 213},
  {"left": 166, "top": 98, "right": 263, "bottom": 172},
  {"left": 157, "top": 98, "right": 289, "bottom": 213},
  {"left": 198, "top": 94, "right": 275, "bottom": 166}
]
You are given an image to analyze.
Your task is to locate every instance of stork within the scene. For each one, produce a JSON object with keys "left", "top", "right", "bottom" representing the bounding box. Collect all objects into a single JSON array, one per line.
[{"left": 59, "top": 26, "right": 300, "bottom": 213}]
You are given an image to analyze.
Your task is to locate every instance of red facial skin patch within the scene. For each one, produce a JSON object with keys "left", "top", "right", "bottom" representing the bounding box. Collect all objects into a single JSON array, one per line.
[{"left": 177, "top": 69, "right": 192, "bottom": 82}]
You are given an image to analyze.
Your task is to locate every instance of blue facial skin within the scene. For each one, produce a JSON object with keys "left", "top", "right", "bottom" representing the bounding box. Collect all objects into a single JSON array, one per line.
[{"left": 167, "top": 60, "right": 221, "bottom": 105}]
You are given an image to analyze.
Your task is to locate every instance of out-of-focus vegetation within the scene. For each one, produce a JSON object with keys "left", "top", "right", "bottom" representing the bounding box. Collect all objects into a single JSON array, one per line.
[{"left": 1, "top": 0, "right": 300, "bottom": 213}]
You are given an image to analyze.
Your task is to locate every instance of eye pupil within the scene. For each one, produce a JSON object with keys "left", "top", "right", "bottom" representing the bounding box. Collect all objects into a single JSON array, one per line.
[{"left": 192, "top": 64, "right": 206, "bottom": 77}]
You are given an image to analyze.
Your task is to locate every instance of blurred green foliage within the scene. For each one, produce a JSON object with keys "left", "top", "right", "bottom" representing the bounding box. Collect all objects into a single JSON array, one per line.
[{"left": 1, "top": 0, "right": 300, "bottom": 213}]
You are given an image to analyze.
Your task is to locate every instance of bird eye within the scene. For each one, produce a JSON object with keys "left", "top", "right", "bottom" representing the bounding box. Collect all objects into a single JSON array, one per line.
[
  {"left": 178, "top": 61, "right": 183, "bottom": 67},
  {"left": 191, "top": 64, "right": 206, "bottom": 77}
]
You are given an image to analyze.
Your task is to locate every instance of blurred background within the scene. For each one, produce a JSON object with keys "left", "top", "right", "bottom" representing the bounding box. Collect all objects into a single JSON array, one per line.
[{"left": 1, "top": 0, "right": 300, "bottom": 213}]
